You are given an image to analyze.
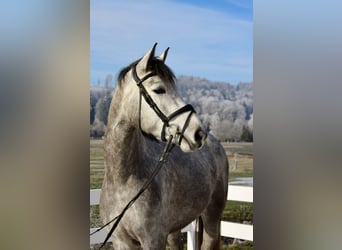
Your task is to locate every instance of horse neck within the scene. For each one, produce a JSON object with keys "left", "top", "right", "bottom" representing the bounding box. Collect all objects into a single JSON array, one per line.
[
  {"left": 104, "top": 119, "right": 145, "bottom": 181},
  {"left": 104, "top": 88, "right": 147, "bottom": 182}
]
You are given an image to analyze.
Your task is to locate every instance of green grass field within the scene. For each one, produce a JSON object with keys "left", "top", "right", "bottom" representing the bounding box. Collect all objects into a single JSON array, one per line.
[
  {"left": 90, "top": 139, "right": 253, "bottom": 249},
  {"left": 90, "top": 140, "right": 105, "bottom": 189}
]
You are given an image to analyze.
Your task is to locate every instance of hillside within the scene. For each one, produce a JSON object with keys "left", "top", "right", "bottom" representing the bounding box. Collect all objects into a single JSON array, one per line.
[{"left": 90, "top": 76, "right": 253, "bottom": 141}]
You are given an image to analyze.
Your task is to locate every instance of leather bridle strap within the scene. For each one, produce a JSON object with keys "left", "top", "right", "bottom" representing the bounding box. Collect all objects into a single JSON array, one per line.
[
  {"left": 132, "top": 66, "right": 169, "bottom": 125},
  {"left": 132, "top": 66, "right": 195, "bottom": 143},
  {"left": 161, "top": 104, "right": 195, "bottom": 143}
]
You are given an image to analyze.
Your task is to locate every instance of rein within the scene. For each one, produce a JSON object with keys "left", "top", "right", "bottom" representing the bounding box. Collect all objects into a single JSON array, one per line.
[
  {"left": 90, "top": 135, "right": 175, "bottom": 249},
  {"left": 91, "top": 65, "right": 196, "bottom": 248}
]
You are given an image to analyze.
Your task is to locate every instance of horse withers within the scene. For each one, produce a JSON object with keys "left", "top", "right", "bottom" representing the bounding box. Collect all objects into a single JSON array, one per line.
[{"left": 100, "top": 43, "right": 228, "bottom": 250}]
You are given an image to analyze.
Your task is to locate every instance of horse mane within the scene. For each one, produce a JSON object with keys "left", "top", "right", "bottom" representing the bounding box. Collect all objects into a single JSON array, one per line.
[{"left": 117, "top": 57, "right": 176, "bottom": 89}]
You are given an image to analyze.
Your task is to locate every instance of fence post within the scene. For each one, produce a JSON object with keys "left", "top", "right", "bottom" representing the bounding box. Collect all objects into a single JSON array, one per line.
[
  {"left": 187, "top": 221, "right": 196, "bottom": 250},
  {"left": 233, "top": 152, "right": 238, "bottom": 170}
]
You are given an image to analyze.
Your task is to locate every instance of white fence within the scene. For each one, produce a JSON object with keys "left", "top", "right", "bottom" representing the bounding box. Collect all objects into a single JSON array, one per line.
[{"left": 90, "top": 185, "right": 253, "bottom": 248}]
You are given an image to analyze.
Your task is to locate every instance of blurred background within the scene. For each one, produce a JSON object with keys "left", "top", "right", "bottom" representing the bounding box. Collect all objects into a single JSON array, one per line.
[{"left": 1, "top": 1, "right": 342, "bottom": 249}]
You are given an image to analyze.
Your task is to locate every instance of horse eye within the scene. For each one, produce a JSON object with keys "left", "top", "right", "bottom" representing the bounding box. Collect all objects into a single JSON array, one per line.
[{"left": 153, "top": 88, "right": 166, "bottom": 94}]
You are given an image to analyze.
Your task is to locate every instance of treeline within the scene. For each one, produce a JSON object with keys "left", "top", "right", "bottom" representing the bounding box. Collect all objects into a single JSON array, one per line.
[{"left": 90, "top": 75, "right": 253, "bottom": 142}]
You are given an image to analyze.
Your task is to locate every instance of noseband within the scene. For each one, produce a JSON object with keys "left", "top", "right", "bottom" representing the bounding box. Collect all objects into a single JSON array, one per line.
[{"left": 132, "top": 66, "right": 195, "bottom": 145}]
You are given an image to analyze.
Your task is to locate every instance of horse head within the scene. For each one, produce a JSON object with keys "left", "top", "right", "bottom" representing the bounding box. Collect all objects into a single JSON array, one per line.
[{"left": 118, "top": 43, "right": 206, "bottom": 152}]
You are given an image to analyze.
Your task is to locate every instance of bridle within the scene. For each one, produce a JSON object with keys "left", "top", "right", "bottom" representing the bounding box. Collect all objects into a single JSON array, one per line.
[{"left": 132, "top": 65, "right": 195, "bottom": 146}]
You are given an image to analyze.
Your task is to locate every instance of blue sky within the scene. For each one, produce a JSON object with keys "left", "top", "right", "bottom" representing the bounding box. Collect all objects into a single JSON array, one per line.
[{"left": 90, "top": 0, "right": 253, "bottom": 85}]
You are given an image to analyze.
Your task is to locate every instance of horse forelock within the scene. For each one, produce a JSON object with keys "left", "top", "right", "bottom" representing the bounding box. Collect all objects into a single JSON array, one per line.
[{"left": 117, "top": 58, "right": 176, "bottom": 90}]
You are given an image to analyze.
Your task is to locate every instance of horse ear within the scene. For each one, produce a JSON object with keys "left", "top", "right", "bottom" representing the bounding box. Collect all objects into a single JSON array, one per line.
[
  {"left": 157, "top": 47, "right": 169, "bottom": 62},
  {"left": 137, "top": 43, "right": 158, "bottom": 72}
]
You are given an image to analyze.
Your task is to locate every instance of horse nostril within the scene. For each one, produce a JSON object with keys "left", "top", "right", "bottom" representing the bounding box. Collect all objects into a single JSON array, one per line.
[{"left": 194, "top": 128, "right": 207, "bottom": 144}]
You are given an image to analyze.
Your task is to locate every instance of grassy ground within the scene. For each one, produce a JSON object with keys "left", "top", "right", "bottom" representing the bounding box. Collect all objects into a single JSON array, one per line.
[
  {"left": 90, "top": 139, "right": 105, "bottom": 189},
  {"left": 90, "top": 139, "right": 253, "bottom": 249},
  {"left": 222, "top": 142, "right": 253, "bottom": 180}
]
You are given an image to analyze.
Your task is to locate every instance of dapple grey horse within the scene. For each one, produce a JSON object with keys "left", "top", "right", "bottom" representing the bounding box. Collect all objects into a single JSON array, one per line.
[{"left": 100, "top": 43, "right": 228, "bottom": 250}]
